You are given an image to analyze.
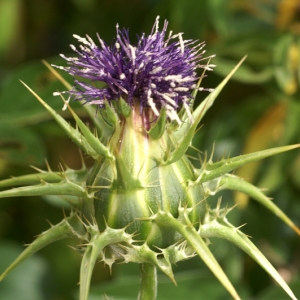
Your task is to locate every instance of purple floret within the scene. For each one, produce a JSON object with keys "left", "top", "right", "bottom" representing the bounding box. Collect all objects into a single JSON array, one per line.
[{"left": 53, "top": 16, "right": 214, "bottom": 123}]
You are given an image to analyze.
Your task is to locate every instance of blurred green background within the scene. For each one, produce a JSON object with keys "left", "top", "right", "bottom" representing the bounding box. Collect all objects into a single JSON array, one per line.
[{"left": 0, "top": 0, "right": 300, "bottom": 299}]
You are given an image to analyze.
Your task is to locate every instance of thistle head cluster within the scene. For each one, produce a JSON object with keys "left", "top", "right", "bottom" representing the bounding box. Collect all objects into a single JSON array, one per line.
[
  {"left": 53, "top": 16, "right": 215, "bottom": 123},
  {"left": 0, "top": 17, "right": 299, "bottom": 300}
]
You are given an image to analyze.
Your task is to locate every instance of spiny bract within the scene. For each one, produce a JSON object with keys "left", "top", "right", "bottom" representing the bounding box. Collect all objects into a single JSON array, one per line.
[{"left": 0, "top": 16, "right": 299, "bottom": 300}]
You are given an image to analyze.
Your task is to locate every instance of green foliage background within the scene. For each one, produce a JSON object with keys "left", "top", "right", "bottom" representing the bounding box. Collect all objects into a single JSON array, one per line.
[{"left": 0, "top": 0, "right": 299, "bottom": 299}]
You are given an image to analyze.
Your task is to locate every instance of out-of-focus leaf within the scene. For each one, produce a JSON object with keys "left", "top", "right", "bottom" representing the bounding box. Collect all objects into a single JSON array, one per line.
[
  {"left": 0, "top": 57, "right": 84, "bottom": 168},
  {"left": 0, "top": 0, "right": 21, "bottom": 55},
  {"left": 276, "top": 0, "right": 299, "bottom": 30},
  {"left": 207, "top": 0, "right": 233, "bottom": 37},
  {"left": 0, "top": 124, "right": 45, "bottom": 166},
  {"left": 210, "top": 35, "right": 274, "bottom": 64},
  {"left": 0, "top": 56, "right": 81, "bottom": 126},
  {"left": 234, "top": 102, "right": 287, "bottom": 207},
  {"left": 274, "top": 34, "right": 300, "bottom": 95},
  {"left": 156, "top": 0, "right": 208, "bottom": 38},
  {"left": 256, "top": 276, "right": 300, "bottom": 300},
  {"left": 212, "top": 57, "right": 273, "bottom": 83},
  {"left": 290, "top": 153, "right": 300, "bottom": 187},
  {"left": 70, "top": 0, "right": 96, "bottom": 11},
  {"left": 88, "top": 265, "right": 250, "bottom": 300},
  {"left": 0, "top": 241, "right": 49, "bottom": 300}
]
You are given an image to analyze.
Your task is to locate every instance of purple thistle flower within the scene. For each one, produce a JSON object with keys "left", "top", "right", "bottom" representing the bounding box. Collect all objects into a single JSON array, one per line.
[{"left": 53, "top": 16, "right": 215, "bottom": 123}]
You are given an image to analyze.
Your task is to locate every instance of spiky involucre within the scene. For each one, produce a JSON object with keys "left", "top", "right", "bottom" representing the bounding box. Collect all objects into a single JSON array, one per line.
[{"left": 53, "top": 16, "right": 214, "bottom": 123}]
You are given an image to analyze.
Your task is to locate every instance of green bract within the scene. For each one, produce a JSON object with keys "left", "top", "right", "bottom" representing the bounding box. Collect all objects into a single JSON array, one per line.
[{"left": 0, "top": 58, "right": 299, "bottom": 300}]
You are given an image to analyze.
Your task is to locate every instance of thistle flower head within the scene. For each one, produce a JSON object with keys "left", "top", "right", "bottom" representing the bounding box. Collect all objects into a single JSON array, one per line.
[
  {"left": 53, "top": 16, "right": 215, "bottom": 123},
  {"left": 1, "top": 15, "right": 299, "bottom": 300}
]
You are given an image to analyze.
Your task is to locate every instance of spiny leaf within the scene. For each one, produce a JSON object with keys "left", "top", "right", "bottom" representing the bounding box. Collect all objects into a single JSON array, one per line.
[
  {"left": 175, "top": 56, "right": 247, "bottom": 141},
  {"left": 112, "top": 155, "right": 143, "bottom": 191},
  {"left": 84, "top": 104, "right": 115, "bottom": 144},
  {"left": 165, "top": 57, "right": 247, "bottom": 165},
  {"left": 123, "top": 243, "right": 175, "bottom": 284},
  {"left": 162, "top": 111, "right": 202, "bottom": 165},
  {"left": 80, "top": 240, "right": 105, "bottom": 300},
  {"left": 178, "top": 56, "right": 214, "bottom": 123},
  {"left": 0, "top": 180, "right": 89, "bottom": 202},
  {"left": 197, "top": 144, "right": 300, "bottom": 183},
  {"left": 42, "top": 60, "right": 72, "bottom": 90},
  {"left": 154, "top": 211, "right": 241, "bottom": 300},
  {"left": 0, "top": 167, "right": 88, "bottom": 190},
  {"left": 0, "top": 172, "right": 62, "bottom": 188},
  {"left": 217, "top": 174, "right": 300, "bottom": 235},
  {"left": 104, "top": 100, "right": 119, "bottom": 127},
  {"left": 118, "top": 97, "right": 131, "bottom": 117},
  {"left": 66, "top": 102, "right": 114, "bottom": 161},
  {"left": 148, "top": 108, "right": 167, "bottom": 140},
  {"left": 20, "top": 80, "right": 99, "bottom": 159},
  {"left": 80, "top": 228, "right": 129, "bottom": 300},
  {"left": 43, "top": 60, "right": 114, "bottom": 142},
  {"left": 199, "top": 220, "right": 297, "bottom": 300},
  {"left": 191, "top": 56, "right": 247, "bottom": 122},
  {"left": 0, "top": 214, "right": 82, "bottom": 281}
]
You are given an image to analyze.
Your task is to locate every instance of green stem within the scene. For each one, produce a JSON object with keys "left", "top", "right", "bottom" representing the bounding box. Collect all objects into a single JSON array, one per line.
[{"left": 138, "top": 263, "right": 157, "bottom": 300}]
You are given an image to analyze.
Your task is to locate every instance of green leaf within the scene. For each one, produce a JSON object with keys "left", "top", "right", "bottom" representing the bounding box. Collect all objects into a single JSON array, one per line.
[
  {"left": 175, "top": 56, "right": 247, "bottom": 142},
  {"left": 212, "top": 57, "right": 273, "bottom": 83},
  {"left": 84, "top": 104, "right": 115, "bottom": 144},
  {"left": 199, "top": 218, "right": 297, "bottom": 300},
  {"left": 0, "top": 215, "right": 82, "bottom": 282},
  {"left": 192, "top": 56, "right": 247, "bottom": 122},
  {"left": 0, "top": 241, "right": 48, "bottom": 300},
  {"left": 19, "top": 81, "right": 100, "bottom": 159},
  {"left": 119, "top": 97, "right": 131, "bottom": 117},
  {"left": 80, "top": 227, "right": 130, "bottom": 300},
  {"left": 162, "top": 115, "right": 201, "bottom": 165},
  {"left": 209, "top": 174, "right": 300, "bottom": 235},
  {"left": 113, "top": 155, "right": 143, "bottom": 191},
  {"left": 148, "top": 108, "right": 167, "bottom": 140},
  {"left": 162, "top": 57, "right": 246, "bottom": 165},
  {"left": 0, "top": 166, "right": 88, "bottom": 189},
  {"left": 42, "top": 60, "right": 115, "bottom": 144},
  {"left": 0, "top": 180, "right": 88, "bottom": 203},
  {"left": 0, "top": 171, "right": 61, "bottom": 188},
  {"left": 197, "top": 144, "right": 300, "bottom": 183},
  {"left": 154, "top": 210, "right": 241, "bottom": 300},
  {"left": 66, "top": 103, "right": 114, "bottom": 161}
]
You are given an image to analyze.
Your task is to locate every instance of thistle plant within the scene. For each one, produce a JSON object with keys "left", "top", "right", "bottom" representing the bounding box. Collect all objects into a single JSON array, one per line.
[{"left": 0, "top": 16, "right": 299, "bottom": 300}]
